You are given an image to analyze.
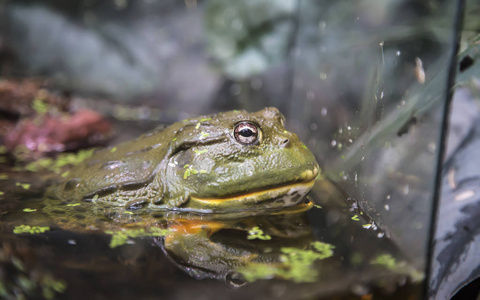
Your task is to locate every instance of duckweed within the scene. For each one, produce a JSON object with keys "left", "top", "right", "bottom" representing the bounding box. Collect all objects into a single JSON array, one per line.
[
  {"left": 105, "top": 227, "right": 171, "bottom": 248},
  {"left": 371, "top": 254, "right": 397, "bottom": 269},
  {"left": 32, "top": 98, "right": 48, "bottom": 114},
  {"left": 370, "top": 253, "right": 424, "bottom": 282},
  {"left": 247, "top": 227, "right": 271, "bottom": 240},
  {"left": 183, "top": 164, "right": 207, "bottom": 179},
  {"left": 199, "top": 131, "right": 210, "bottom": 139},
  {"left": 24, "top": 149, "right": 94, "bottom": 173},
  {"left": 16, "top": 183, "right": 31, "bottom": 190},
  {"left": 41, "top": 276, "right": 67, "bottom": 300},
  {"left": 238, "top": 241, "right": 335, "bottom": 283},
  {"left": 194, "top": 149, "right": 208, "bottom": 155},
  {"left": 13, "top": 225, "right": 50, "bottom": 234}
]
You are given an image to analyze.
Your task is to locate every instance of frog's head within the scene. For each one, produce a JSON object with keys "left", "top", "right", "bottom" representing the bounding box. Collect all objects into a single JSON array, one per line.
[{"left": 163, "top": 107, "right": 319, "bottom": 213}]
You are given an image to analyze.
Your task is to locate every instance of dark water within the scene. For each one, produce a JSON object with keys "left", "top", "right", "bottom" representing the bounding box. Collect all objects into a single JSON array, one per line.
[{"left": 0, "top": 168, "right": 423, "bottom": 300}]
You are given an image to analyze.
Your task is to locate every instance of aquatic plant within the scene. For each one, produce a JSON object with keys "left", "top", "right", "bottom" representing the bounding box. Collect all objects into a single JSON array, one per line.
[
  {"left": 23, "top": 149, "right": 95, "bottom": 173},
  {"left": 13, "top": 225, "right": 50, "bottom": 234},
  {"left": 105, "top": 227, "right": 171, "bottom": 248},
  {"left": 247, "top": 226, "right": 271, "bottom": 240},
  {"left": 238, "top": 241, "right": 335, "bottom": 283}
]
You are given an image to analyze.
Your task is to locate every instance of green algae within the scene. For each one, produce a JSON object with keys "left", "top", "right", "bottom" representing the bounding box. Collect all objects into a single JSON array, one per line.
[
  {"left": 16, "top": 183, "right": 31, "bottom": 190},
  {"left": 105, "top": 227, "right": 171, "bottom": 248},
  {"left": 199, "top": 131, "right": 210, "bottom": 139},
  {"left": 247, "top": 226, "right": 271, "bottom": 240},
  {"left": 238, "top": 241, "right": 335, "bottom": 283},
  {"left": 184, "top": 164, "right": 208, "bottom": 179},
  {"left": 23, "top": 149, "right": 95, "bottom": 173},
  {"left": 13, "top": 225, "right": 50, "bottom": 234},
  {"left": 370, "top": 254, "right": 424, "bottom": 282},
  {"left": 194, "top": 149, "right": 208, "bottom": 155},
  {"left": 32, "top": 99, "right": 49, "bottom": 115},
  {"left": 41, "top": 276, "right": 67, "bottom": 299}
]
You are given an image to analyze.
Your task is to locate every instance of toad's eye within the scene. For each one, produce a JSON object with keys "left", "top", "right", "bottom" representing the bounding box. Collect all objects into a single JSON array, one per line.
[{"left": 234, "top": 122, "right": 259, "bottom": 145}]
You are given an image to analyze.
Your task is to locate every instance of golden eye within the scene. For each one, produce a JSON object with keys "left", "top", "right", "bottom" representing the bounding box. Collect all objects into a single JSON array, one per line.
[{"left": 234, "top": 122, "right": 259, "bottom": 145}]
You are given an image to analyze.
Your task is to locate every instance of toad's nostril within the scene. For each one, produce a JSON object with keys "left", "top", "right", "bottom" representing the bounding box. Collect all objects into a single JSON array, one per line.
[{"left": 281, "top": 138, "right": 290, "bottom": 147}]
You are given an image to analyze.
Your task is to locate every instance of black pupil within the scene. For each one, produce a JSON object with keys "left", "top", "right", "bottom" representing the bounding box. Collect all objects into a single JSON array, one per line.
[{"left": 239, "top": 128, "right": 253, "bottom": 137}]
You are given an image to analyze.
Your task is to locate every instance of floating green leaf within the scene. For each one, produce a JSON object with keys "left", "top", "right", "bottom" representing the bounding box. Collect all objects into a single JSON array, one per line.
[
  {"left": 105, "top": 227, "right": 171, "bottom": 248},
  {"left": 23, "top": 149, "right": 94, "bottom": 173},
  {"left": 238, "top": 241, "right": 335, "bottom": 283},
  {"left": 183, "top": 164, "right": 204, "bottom": 179},
  {"left": 32, "top": 99, "right": 48, "bottom": 114},
  {"left": 13, "top": 225, "right": 50, "bottom": 234},
  {"left": 41, "top": 275, "right": 67, "bottom": 299},
  {"left": 247, "top": 226, "right": 271, "bottom": 240},
  {"left": 23, "top": 208, "right": 37, "bottom": 213},
  {"left": 200, "top": 131, "right": 210, "bottom": 139},
  {"left": 370, "top": 253, "right": 424, "bottom": 282},
  {"left": 16, "top": 183, "right": 31, "bottom": 190},
  {"left": 371, "top": 254, "right": 397, "bottom": 269},
  {"left": 194, "top": 149, "right": 208, "bottom": 155},
  {"left": 351, "top": 215, "right": 360, "bottom": 221}
]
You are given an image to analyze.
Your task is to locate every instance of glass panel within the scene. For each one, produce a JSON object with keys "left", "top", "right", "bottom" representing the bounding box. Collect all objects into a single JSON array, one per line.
[{"left": 290, "top": 0, "right": 457, "bottom": 268}]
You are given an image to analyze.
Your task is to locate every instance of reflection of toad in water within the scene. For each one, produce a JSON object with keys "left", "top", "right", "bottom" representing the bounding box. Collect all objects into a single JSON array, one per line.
[
  {"left": 158, "top": 200, "right": 322, "bottom": 287},
  {"left": 35, "top": 107, "right": 324, "bottom": 285}
]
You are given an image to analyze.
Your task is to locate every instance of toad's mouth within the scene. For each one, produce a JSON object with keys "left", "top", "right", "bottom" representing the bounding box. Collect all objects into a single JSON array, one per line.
[{"left": 187, "top": 179, "right": 316, "bottom": 212}]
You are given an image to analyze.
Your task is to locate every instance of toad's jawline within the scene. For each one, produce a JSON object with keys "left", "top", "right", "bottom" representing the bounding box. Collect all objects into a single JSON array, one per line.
[{"left": 188, "top": 180, "right": 316, "bottom": 208}]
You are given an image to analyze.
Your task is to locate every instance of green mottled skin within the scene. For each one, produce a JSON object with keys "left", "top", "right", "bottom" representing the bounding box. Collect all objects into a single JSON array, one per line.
[{"left": 48, "top": 107, "right": 318, "bottom": 214}]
